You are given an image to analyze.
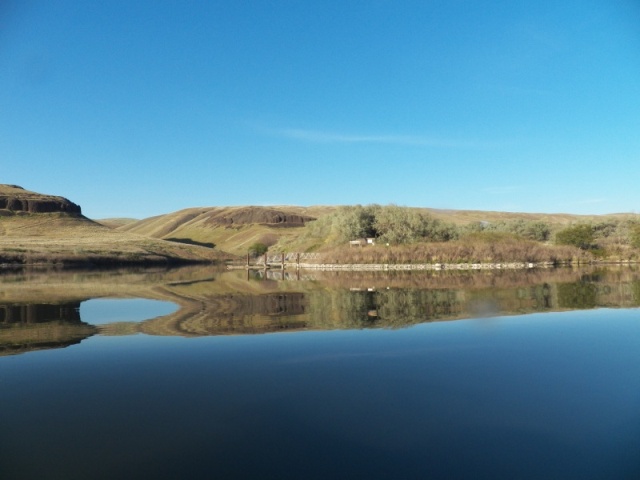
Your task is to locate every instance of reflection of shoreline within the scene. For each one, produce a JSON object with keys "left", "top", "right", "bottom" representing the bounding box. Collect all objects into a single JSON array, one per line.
[
  {"left": 1, "top": 266, "right": 639, "bottom": 355},
  {"left": 0, "top": 303, "right": 96, "bottom": 356},
  {"left": 96, "top": 266, "right": 640, "bottom": 336}
]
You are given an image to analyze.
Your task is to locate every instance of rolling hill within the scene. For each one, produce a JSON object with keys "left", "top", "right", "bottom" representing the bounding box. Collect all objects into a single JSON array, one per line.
[
  {"left": 0, "top": 185, "right": 228, "bottom": 267},
  {"left": 116, "top": 205, "right": 332, "bottom": 256},
  {"left": 114, "top": 202, "right": 638, "bottom": 256}
]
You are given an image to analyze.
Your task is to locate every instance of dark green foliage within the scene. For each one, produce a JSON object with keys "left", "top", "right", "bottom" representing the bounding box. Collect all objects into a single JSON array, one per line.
[
  {"left": 165, "top": 237, "right": 215, "bottom": 249},
  {"left": 248, "top": 242, "right": 268, "bottom": 257},
  {"left": 591, "top": 221, "right": 618, "bottom": 238},
  {"left": 555, "top": 224, "right": 595, "bottom": 250},
  {"left": 520, "top": 221, "right": 552, "bottom": 241},
  {"left": 335, "top": 204, "right": 379, "bottom": 240},
  {"left": 334, "top": 204, "right": 457, "bottom": 244},
  {"left": 302, "top": 204, "right": 457, "bottom": 245},
  {"left": 373, "top": 205, "right": 436, "bottom": 244}
]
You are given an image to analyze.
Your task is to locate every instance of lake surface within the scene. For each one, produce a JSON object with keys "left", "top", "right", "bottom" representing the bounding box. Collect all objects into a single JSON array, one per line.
[{"left": 1, "top": 266, "right": 639, "bottom": 479}]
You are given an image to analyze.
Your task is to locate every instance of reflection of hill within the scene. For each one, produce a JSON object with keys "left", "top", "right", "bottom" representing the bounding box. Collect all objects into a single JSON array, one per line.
[
  {"left": 1, "top": 266, "right": 640, "bottom": 347},
  {"left": 0, "top": 302, "right": 96, "bottom": 356},
  {"left": 137, "top": 293, "right": 309, "bottom": 336},
  {"left": 132, "top": 267, "right": 640, "bottom": 336}
]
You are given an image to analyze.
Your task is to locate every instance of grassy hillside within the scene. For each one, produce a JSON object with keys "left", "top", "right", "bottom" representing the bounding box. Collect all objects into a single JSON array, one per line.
[
  {"left": 0, "top": 184, "right": 235, "bottom": 267},
  {"left": 0, "top": 213, "right": 230, "bottom": 266},
  {"left": 117, "top": 205, "right": 334, "bottom": 256},
  {"left": 117, "top": 203, "right": 640, "bottom": 260},
  {"left": 96, "top": 218, "right": 138, "bottom": 229}
]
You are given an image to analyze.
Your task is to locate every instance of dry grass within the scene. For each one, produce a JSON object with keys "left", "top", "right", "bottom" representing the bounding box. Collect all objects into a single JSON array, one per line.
[
  {"left": 0, "top": 213, "right": 230, "bottom": 267},
  {"left": 423, "top": 207, "right": 638, "bottom": 226},
  {"left": 317, "top": 235, "right": 588, "bottom": 265},
  {"left": 96, "top": 218, "right": 139, "bottom": 228}
]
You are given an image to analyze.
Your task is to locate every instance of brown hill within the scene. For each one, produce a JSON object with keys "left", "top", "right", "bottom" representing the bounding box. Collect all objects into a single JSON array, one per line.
[{"left": 0, "top": 185, "right": 228, "bottom": 267}]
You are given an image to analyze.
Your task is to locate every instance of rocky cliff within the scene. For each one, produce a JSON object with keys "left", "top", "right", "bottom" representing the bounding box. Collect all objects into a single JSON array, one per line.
[
  {"left": 0, "top": 184, "right": 82, "bottom": 215},
  {"left": 204, "top": 206, "right": 315, "bottom": 227}
]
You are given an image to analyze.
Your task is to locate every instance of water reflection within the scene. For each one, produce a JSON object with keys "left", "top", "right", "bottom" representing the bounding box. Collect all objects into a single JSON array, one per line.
[
  {"left": 0, "top": 302, "right": 96, "bottom": 356},
  {"left": 80, "top": 298, "right": 178, "bottom": 325},
  {"left": 1, "top": 266, "right": 640, "bottom": 356}
]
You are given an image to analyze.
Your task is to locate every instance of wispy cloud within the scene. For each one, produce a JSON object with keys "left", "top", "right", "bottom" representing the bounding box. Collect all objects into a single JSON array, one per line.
[
  {"left": 270, "top": 127, "right": 501, "bottom": 149},
  {"left": 482, "top": 185, "right": 523, "bottom": 195}
]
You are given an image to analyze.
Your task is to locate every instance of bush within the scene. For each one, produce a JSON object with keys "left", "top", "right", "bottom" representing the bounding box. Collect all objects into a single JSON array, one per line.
[
  {"left": 248, "top": 242, "right": 268, "bottom": 257},
  {"left": 555, "top": 224, "right": 595, "bottom": 250}
]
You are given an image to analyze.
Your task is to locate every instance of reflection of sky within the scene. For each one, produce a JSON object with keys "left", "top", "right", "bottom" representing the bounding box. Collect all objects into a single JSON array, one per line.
[
  {"left": 1, "top": 308, "right": 639, "bottom": 478},
  {"left": 79, "top": 298, "right": 178, "bottom": 325}
]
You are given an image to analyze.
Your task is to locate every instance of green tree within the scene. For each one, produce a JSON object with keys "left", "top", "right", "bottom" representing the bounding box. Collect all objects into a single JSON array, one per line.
[
  {"left": 373, "top": 205, "right": 455, "bottom": 244},
  {"left": 555, "top": 224, "right": 595, "bottom": 250},
  {"left": 334, "top": 205, "right": 378, "bottom": 241}
]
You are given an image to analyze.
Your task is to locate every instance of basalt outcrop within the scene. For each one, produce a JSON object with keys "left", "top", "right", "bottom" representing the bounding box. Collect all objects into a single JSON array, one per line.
[
  {"left": 205, "top": 206, "right": 315, "bottom": 227},
  {"left": 0, "top": 184, "right": 82, "bottom": 215}
]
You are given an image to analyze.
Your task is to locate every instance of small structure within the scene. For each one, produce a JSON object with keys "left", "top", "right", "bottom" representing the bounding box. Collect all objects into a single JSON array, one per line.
[{"left": 349, "top": 238, "right": 376, "bottom": 247}]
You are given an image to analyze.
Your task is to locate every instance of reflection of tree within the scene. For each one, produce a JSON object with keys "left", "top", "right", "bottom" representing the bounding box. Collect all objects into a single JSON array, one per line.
[
  {"left": 306, "top": 289, "right": 465, "bottom": 328},
  {"left": 375, "top": 289, "right": 463, "bottom": 325},
  {"left": 557, "top": 282, "right": 598, "bottom": 309}
]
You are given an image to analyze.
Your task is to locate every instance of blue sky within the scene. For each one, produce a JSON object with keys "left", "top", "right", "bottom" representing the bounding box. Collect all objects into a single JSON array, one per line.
[{"left": 1, "top": 1, "right": 639, "bottom": 219}]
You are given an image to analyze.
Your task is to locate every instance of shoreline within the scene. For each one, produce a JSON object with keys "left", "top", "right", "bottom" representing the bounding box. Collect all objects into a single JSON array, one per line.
[{"left": 230, "top": 259, "right": 640, "bottom": 272}]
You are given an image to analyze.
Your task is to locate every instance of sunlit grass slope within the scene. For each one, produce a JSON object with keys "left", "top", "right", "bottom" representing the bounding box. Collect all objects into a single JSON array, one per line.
[
  {"left": 0, "top": 184, "right": 233, "bottom": 266},
  {"left": 117, "top": 205, "right": 335, "bottom": 256},
  {"left": 0, "top": 213, "right": 228, "bottom": 266}
]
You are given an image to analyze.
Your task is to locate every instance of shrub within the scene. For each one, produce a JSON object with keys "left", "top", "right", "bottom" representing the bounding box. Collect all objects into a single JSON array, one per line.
[
  {"left": 248, "top": 242, "right": 268, "bottom": 257},
  {"left": 555, "top": 224, "right": 595, "bottom": 250}
]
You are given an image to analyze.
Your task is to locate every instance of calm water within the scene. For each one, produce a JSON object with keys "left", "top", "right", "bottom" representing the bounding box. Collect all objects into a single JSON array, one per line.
[{"left": 1, "top": 267, "right": 639, "bottom": 479}]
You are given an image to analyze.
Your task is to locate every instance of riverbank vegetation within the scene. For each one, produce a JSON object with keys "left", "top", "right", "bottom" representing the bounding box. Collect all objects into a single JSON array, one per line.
[{"left": 276, "top": 205, "right": 640, "bottom": 264}]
